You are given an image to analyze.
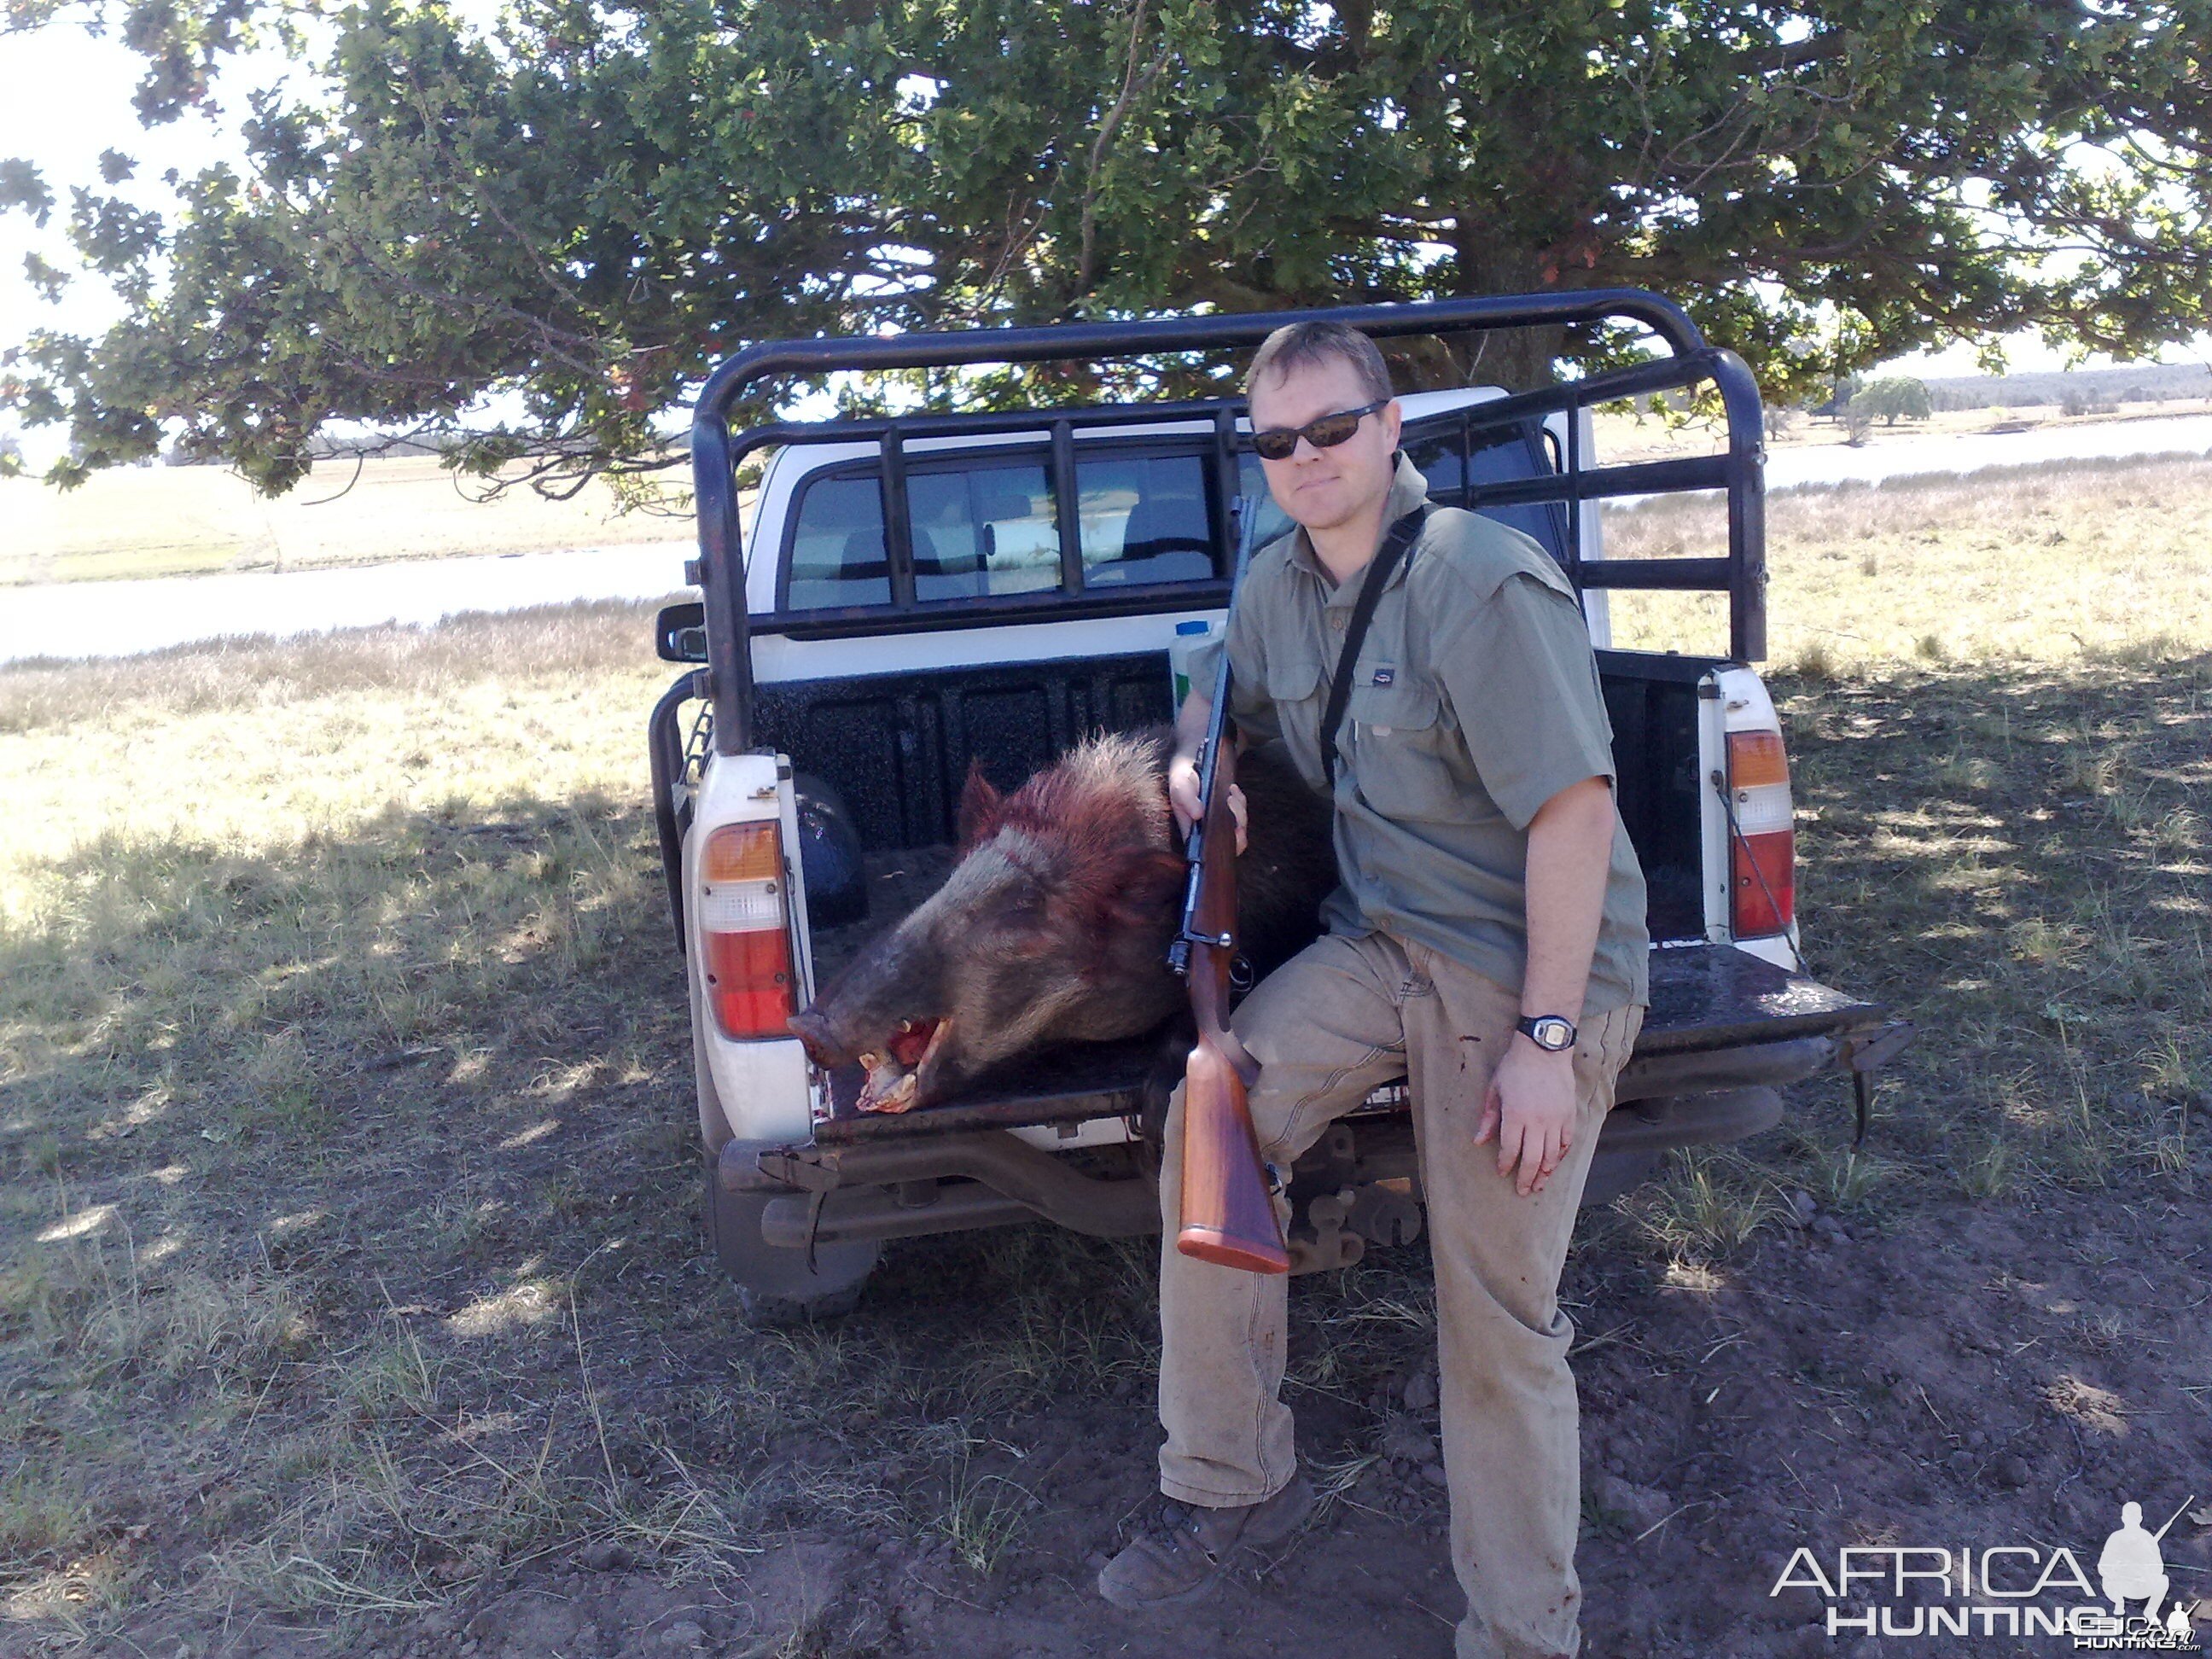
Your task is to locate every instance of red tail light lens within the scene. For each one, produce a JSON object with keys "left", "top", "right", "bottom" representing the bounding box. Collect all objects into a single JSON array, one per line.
[
  {"left": 699, "top": 822, "right": 795, "bottom": 1039},
  {"left": 1726, "top": 730, "right": 1796, "bottom": 939},
  {"left": 1731, "top": 828, "right": 1796, "bottom": 937}
]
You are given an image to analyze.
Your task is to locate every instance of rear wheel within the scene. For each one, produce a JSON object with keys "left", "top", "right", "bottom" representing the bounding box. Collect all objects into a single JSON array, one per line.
[
  {"left": 1580, "top": 1146, "right": 1662, "bottom": 1207},
  {"left": 702, "top": 1164, "right": 879, "bottom": 1324}
]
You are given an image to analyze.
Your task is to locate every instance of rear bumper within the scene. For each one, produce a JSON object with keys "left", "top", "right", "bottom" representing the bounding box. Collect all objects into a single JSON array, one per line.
[
  {"left": 722, "top": 1131, "right": 1155, "bottom": 1248},
  {"left": 721, "top": 943, "right": 1917, "bottom": 1259},
  {"left": 717, "top": 1024, "right": 1915, "bottom": 1256}
]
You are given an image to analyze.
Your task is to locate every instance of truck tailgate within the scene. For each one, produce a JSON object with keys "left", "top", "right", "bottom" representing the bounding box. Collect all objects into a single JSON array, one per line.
[{"left": 806, "top": 928, "right": 1884, "bottom": 1144}]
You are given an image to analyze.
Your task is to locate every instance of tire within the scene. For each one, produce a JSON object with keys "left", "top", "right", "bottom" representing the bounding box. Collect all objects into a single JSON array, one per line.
[
  {"left": 702, "top": 1163, "right": 879, "bottom": 1325},
  {"left": 1580, "top": 1146, "right": 1662, "bottom": 1208}
]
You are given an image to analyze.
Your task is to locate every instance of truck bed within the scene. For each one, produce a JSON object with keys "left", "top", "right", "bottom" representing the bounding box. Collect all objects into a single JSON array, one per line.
[
  {"left": 758, "top": 647, "right": 1714, "bottom": 943},
  {"left": 804, "top": 847, "right": 1882, "bottom": 1145}
]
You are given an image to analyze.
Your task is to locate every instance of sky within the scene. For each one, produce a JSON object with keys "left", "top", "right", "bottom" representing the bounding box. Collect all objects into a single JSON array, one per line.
[
  {"left": 2, "top": 16, "right": 2204, "bottom": 469},
  {"left": 0, "top": 23, "right": 270, "bottom": 343}
]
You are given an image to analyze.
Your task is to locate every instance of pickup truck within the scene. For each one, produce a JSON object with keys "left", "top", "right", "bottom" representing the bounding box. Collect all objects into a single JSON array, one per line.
[{"left": 649, "top": 291, "right": 1912, "bottom": 1321}]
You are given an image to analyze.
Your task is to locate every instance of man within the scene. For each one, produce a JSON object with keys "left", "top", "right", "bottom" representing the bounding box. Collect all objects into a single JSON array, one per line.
[{"left": 1097, "top": 320, "right": 1650, "bottom": 1659}]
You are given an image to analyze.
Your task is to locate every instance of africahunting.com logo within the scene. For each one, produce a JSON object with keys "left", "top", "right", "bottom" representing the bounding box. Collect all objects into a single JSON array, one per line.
[{"left": 1772, "top": 1498, "right": 2202, "bottom": 1647}]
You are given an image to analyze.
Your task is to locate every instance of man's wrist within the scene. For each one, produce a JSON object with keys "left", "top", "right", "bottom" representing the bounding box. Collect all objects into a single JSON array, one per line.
[{"left": 1511, "top": 1032, "right": 1575, "bottom": 1061}]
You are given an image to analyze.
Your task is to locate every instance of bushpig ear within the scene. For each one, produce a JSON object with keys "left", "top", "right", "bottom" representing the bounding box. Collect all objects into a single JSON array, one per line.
[
  {"left": 1089, "top": 847, "right": 1189, "bottom": 935},
  {"left": 957, "top": 764, "right": 1006, "bottom": 853}
]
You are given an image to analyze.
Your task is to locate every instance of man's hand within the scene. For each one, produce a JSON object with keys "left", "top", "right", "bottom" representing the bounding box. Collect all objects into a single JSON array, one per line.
[
  {"left": 1167, "top": 751, "right": 1247, "bottom": 853},
  {"left": 1474, "top": 1036, "right": 1578, "bottom": 1197}
]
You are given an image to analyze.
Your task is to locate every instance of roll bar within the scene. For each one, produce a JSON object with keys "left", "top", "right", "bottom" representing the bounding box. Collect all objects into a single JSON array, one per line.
[{"left": 689, "top": 289, "right": 1763, "bottom": 755}]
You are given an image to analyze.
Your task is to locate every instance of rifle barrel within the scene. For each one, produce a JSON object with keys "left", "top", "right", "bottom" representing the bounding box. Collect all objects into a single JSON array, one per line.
[{"left": 2152, "top": 1496, "right": 2195, "bottom": 1542}]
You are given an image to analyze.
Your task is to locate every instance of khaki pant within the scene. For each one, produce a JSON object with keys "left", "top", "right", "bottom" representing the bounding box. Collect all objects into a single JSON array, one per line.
[{"left": 1155, "top": 929, "right": 1644, "bottom": 1659}]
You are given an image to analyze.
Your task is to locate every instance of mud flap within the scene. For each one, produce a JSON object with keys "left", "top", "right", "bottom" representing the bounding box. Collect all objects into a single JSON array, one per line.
[
  {"left": 1839, "top": 1020, "right": 1916, "bottom": 1148},
  {"left": 702, "top": 1159, "right": 878, "bottom": 1324}
]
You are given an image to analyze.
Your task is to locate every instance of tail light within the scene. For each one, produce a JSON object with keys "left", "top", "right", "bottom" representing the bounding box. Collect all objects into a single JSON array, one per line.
[
  {"left": 698, "top": 822, "right": 795, "bottom": 1039},
  {"left": 1726, "top": 730, "right": 1796, "bottom": 938}
]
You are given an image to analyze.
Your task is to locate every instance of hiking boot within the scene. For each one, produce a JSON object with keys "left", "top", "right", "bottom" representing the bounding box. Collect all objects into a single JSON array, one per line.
[{"left": 1096, "top": 1473, "right": 1315, "bottom": 1610}]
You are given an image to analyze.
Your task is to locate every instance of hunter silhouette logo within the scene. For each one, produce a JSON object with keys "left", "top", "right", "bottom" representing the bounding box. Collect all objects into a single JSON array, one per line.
[
  {"left": 1768, "top": 1493, "right": 2202, "bottom": 1646},
  {"left": 2098, "top": 1500, "right": 2185, "bottom": 1624}
]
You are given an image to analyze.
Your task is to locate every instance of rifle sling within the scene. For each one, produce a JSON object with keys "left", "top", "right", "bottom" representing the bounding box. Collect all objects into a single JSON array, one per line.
[{"left": 1320, "top": 504, "right": 1430, "bottom": 793}]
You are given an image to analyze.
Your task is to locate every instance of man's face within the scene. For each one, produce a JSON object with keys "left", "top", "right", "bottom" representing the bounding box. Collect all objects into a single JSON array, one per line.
[{"left": 1248, "top": 355, "right": 1402, "bottom": 536}]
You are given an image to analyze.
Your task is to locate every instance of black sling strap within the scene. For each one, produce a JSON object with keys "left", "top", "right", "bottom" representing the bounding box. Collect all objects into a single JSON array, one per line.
[{"left": 1320, "top": 504, "right": 1430, "bottom": 792}]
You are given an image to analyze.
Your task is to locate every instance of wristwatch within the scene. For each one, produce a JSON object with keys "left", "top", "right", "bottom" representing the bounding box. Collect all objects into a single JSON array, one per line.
[{"left": 1516, "top": 1015, "right": 1578, "bottom": 1053}]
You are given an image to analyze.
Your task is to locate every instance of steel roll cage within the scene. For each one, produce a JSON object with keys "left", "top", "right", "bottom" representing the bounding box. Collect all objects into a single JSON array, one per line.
[{"left": 688, "top": 288, "right": 1766, "bottom": 757}]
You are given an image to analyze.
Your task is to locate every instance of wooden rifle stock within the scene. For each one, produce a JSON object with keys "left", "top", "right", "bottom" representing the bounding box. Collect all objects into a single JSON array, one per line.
[{"left": 1171, "top": 499, "right": 1289, "bottom": 1274}]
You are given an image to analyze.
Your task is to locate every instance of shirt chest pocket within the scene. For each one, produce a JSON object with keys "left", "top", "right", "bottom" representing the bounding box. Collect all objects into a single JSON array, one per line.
[
  {"left": 1259, "top": 651, "right": 1328, "bottom": 781},
  {"left": 1345, "top": 678, "right": 1463, "bottom": 820}
]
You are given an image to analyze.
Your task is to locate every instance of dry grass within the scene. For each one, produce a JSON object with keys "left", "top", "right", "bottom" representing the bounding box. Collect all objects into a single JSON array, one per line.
[
  {"left": 0, "top": 454, "right": 682, "bottom": 587},
  {"left": 0, "top": 452, "right": 2208, "bottom": 1646},
  {"left": 0, "top": 587, "right": 1165, "bottom": 1639},
  {"left": 1601, "top": 453, "right": 2212, "bottom": 668}
]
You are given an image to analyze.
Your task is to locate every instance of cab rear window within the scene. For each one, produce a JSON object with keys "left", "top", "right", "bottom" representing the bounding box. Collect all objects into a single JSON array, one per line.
[
  {"left": 787, "top": 475, "right": 892, "bottom": 610},
  {"left": 910, "top": 460, "right": 1060, "bottom": 601},
  {"left": 779, "top": 416, "right": 1566, "bottom": 614},
  {"left": 783, "top": 445, "right": 1222, "bottom": 613}
]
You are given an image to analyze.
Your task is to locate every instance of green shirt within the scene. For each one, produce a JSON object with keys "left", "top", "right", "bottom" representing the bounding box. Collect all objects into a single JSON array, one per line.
[{"left": 1188, "top": 452, "right": 1650, "bottom": 1014}]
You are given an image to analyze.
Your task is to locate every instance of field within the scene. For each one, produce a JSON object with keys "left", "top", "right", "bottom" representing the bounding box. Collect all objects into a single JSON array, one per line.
[
  {"left": 0, "top": 456, "right": 684, "bottom": 587},
  {"left": 7, "top": 392, "right": 2203, "bottom": 592},
  {"left": 1600, "top": 452, "right": 2212, "bottom": 666},
  {"left": 1592, "top": 392, "right": 2212, "bottom": 463},
  {"left": 1, "top": 454, "right": 2209, "bottom": 1657}
]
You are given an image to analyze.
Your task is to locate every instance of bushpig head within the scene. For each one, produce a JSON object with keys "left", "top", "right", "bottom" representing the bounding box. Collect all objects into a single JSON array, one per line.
[{"left": 786, "top": 731, "right": 1192, "bottom": 1113}]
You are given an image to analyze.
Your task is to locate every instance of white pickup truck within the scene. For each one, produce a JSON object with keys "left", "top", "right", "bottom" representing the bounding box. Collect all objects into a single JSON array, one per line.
[{"left": 647, "top": 292, "right": 1912, "bottom": 1320}]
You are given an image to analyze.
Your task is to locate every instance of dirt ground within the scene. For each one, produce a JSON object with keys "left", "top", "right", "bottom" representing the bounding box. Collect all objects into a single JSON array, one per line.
[
  {"left": 3, "top": 614, "right": 2208, "bottom": 1658},
  {"left": 26, "top": 1186, "right": 2206, "bottom": 1658}
]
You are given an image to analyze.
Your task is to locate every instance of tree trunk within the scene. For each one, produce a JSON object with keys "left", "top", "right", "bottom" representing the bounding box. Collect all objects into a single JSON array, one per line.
[{"left": 1381, "top": 235, "right": 1568, "bottom": 393}]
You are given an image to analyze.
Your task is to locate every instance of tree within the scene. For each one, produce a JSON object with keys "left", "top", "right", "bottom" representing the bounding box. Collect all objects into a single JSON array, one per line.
[
  {"left": 4, "top": 0, "right": 2209, "bottom": 494},
  {"left": 1850, "top": 375, "right": 1932, "bottom": 427}
]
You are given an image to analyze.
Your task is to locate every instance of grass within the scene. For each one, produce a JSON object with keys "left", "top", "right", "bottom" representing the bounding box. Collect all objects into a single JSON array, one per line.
[
  {"left": 1601, "top": 451, "right": 2212, "bottom": 667},
  {"left": 0, "top": 450, "right": 2207, "bottom": 1646},
  {"left": 0, "top": 452, "right": 684, "bottom": 586},
  {"left": 1607, "top": 639, "right": 2212, "bottom": 1271}
]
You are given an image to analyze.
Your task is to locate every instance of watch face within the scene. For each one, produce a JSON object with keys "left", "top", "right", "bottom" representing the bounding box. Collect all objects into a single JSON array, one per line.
[{"left": 1528, "top": 1016, "right": 1575, "bottom": 1051}]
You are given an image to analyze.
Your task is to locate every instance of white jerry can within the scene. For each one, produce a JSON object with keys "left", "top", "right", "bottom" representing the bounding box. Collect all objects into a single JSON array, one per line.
[{"left": 1168, "top": 618, "right": 1219, "bottom": 706}]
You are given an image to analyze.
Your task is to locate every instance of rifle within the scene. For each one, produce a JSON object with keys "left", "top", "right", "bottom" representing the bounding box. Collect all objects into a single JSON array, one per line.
[{"left": 1167, "top": 497, "right": 1290, "bottom": 1274}]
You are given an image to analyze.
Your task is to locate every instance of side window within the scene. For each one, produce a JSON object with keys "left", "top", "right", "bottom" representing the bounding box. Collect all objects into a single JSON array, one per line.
[
  {"left": 908, "top": 460, "right": 1060, "bottom": 600},
  {"left": 1403, "top": 428, "right": 1468, "bottom": 504},
  {"left": 1232, "top": 456, "right": 1298, "bottom": 549},
  {"left": 1464, "top": 431, "right": 1566, "bottom": 560},
  {"left": 787, "top": 474, "right": 890, "bottom": 610},
  {"left": 1075, "top": 453, "right": 1214, "bottom": 586}
]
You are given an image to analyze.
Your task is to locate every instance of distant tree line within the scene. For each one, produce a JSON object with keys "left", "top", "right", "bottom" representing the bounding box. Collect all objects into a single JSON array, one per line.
[
  {"left": 1920, "top": 362, "right": 2212, "bottom": 412},
  {"left": 1788, "top": 360, "right": 2208, "bottom": 439}
]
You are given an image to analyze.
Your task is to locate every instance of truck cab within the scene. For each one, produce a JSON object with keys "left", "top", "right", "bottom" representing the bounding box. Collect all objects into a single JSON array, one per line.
[{"left": 649, "top": 292, "right": 1912, "bottom": 1320}]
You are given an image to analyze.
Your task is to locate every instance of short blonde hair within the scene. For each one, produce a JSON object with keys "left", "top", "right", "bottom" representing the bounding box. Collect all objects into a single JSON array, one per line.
[{"left": 1245, "top": 321, "right": 1394, "bottom": 403}]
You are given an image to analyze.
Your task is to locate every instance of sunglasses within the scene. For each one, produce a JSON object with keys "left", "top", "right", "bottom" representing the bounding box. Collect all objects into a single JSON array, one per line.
[{"left": 1248, "top": 398, "right": 1390, "bottom": 462}]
